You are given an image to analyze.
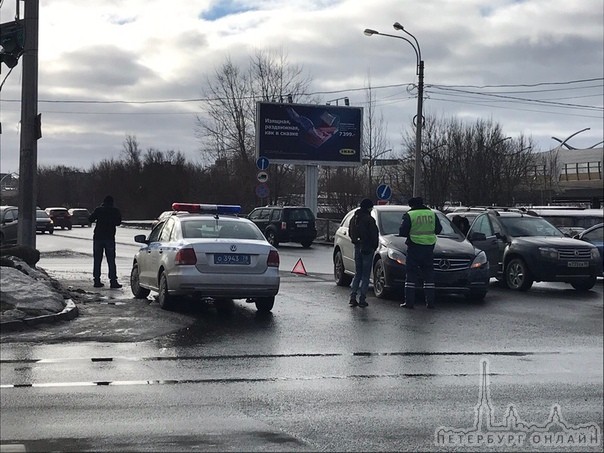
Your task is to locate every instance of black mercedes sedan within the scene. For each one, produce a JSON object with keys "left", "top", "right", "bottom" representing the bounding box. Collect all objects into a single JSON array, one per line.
[{"left": 333, "top": 205, "right": 490, "bottom": 301}]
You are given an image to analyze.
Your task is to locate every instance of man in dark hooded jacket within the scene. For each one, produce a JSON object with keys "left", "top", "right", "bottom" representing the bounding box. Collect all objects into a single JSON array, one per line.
[
  {"left": 89, "top": 195, "right": 122, "bottom": 288},
  {"left": 348, "top": 198, "right": 379, "bottom": 307}
]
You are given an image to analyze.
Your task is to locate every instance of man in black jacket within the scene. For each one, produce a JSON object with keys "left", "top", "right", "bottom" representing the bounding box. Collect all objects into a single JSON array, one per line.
[
  {"left": 348, "top": 198, "right": 379, "bottom": 307},
  {"left": 89, "top": 195, "right": 122, "bottom": 288}
]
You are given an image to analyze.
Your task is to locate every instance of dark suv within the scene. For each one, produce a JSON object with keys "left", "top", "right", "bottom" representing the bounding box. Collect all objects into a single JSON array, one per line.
[
  {"left": 466, "top": 210, "right": 602, "bottom": 291},
  {"left": 45, "top": 207, "right": 72, "bottom": 230},
  {"left": 248, "top": 206, "right": 317, "bottom": 247}
]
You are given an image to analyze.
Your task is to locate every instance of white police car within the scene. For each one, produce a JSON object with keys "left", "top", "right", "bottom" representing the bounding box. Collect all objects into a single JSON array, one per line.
[{"left": 130, "top": 203, "right": 280, "bottom": 312}]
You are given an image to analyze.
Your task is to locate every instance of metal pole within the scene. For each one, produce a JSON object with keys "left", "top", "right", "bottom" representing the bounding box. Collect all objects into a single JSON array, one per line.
[
  {"left": 413, "top": 60, "right": 424, "bottom": 197},
  {"left": 17, "top": 0, "right": 40, "bottom": 248}
]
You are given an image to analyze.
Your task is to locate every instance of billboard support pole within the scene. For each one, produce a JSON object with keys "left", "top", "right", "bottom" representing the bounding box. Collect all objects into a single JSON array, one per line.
[{"left": 304, "top": 165, "right": 318, "bottom": 217}]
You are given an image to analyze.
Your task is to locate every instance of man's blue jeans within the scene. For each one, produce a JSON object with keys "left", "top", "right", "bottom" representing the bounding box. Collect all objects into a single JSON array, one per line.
[
  {"left": 350, "top": 245, "right": 373, "bottom": 302},
  {"left": 93, "top": 239, "right": 117, "bottom": 281}
]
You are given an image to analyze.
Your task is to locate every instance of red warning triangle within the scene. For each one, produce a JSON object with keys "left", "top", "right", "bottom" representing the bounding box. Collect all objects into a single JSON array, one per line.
[{"left": 291, "top": 258, "right": 308, "bottom": 275}]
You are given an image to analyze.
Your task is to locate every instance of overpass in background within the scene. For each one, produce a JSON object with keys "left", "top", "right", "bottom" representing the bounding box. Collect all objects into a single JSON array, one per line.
[{"left": 533, "top": 147, "right": 603, "bottom": 208}]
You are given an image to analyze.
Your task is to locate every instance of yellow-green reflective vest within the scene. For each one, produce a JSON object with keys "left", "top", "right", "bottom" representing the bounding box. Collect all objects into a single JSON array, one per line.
[{"left": 408, "top": 208, "right": 437, "bottom": 245}]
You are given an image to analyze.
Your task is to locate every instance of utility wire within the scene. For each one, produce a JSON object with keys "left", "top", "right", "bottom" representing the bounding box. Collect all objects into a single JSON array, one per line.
[{"left": 2, "top": 78, "right": 602, "bottom": 106}]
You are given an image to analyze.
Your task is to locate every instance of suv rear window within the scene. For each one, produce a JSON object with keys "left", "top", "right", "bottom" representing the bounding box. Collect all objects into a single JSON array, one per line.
[{"left": 287, "top": 208, "right": 314, "bottom": 221}]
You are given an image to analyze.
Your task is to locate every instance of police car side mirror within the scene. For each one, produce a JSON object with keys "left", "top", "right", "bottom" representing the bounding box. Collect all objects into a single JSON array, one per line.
[{"left": 134, "top": 234, "right": 148, "bottom": 244}]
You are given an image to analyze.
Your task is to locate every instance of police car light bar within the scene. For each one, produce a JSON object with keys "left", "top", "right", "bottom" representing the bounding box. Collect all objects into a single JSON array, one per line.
[{"left": 171, "top": 203, "right": 241, "bottom": 215}]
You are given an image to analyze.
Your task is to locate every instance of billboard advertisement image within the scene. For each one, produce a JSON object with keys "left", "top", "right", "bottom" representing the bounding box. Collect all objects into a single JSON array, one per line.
[{"left": 256, "top": 102, "right": 363, "bottom": 166}]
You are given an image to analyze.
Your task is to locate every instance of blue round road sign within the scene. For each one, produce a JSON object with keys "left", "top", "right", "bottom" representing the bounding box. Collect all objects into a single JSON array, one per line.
[
  {"left": 256, "top": 156, "right": 270, "bottom": 171},
  {"left": 255, "top": 183, "right": 270, "bottom": 198},
  {"left": 376, "top": 184, "right": 392, "bottom": 200}
]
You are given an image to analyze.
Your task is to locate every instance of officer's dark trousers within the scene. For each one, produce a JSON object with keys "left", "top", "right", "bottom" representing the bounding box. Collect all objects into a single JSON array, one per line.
[{"left": 404, "top": 243, "right": 436, "bottom": 306}]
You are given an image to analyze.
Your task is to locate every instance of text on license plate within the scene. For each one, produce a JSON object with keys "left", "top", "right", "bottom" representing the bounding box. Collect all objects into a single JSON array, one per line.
[
  {"left": 214, "top": 254, "right": 250, "bottom": 265},
  {"left": 567, "top": 261, "right": 588, "bottom": 268}
]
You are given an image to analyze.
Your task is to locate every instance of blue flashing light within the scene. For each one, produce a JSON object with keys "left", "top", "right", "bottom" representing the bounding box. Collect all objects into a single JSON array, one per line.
[{"left": 171, "top": 203, "right": 241, "bottom": 215}]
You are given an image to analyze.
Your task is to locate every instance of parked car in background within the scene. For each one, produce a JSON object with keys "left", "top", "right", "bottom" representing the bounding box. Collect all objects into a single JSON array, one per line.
[
  {"left": 333, "top": 205, "right": 490, "bottom": 301},
  {"left": 524, "top": 207, "right": 603, "bottom": 237},
  {"left": 574, "top": 223, "right": 604, "bottom": 274},
  {"left": 152, "top": 209, "right": 188, "bottom": 227},
  {"left": 45, "top": 207, "right": 72, "bottom": 230},
  {"left": 131, "top": 202, "right": 280, "bottom": 312},
  {"left": 0, "top": 205, "right": 19, "bottom": 246},
  {"left": 466, "top": 210, "right": 602, "bottom": 291},
  {"left": 445, "top": 207, "right": 491, "bottom": 226},
  {"left": 68, "top": 208, "right": 91, "bottom": 227},
  {"left": 36, "top": 209, "right": 54, "bottom": 234},
  {"left": 247, "top": 206, "right": 317, "bottom": 248}
]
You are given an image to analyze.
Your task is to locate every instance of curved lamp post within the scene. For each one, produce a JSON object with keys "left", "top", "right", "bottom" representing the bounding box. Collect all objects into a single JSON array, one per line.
[
  {"left": 551, "top": 127, "right": 590, "bottom": 150},
  {"left": 364, "top": 22, "right": 424, "bottom": 197}
]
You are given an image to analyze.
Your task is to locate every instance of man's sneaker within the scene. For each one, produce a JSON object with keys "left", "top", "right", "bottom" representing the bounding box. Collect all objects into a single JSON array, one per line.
[
  {"left": 93, "top": 281, "right": 104, "bottom": 288},
  {"left": 349, "top": 297, "right": 358, "bottom": 307},
  {"left": 426, "top": 303, "right": 436, "bottom": 309},
  {"left": 110, "top": 281, "right": 123, "bottom": 289},
  {"left": 400, "top": 303, "right": 414, "bottom": 309},
  {"left": 358, "top": 300, "right": 368, "bottom": 307}
]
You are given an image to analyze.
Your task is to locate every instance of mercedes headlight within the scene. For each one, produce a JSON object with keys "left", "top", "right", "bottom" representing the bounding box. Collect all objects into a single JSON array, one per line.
[
  {"left": 592, "top": 248, "right": 600, "bottom": 260},
  {"left": 387, "top": 248, "right": 406, "bottom": 265},
  {"left": 470, "top": 251, "right": 488, "bottom": 269}
]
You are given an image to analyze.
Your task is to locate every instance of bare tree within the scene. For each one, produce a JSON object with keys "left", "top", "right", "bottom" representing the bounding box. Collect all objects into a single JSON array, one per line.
[
  {"left": 362, "top": 79, "right": 391, "bottom": 192},
  {"left": 121, "top": 135, "right": 142, "bottom": 171},
  {"left": 398, "top": 116, "right": 539, "bottom": 206},
  {"left": 196, "top": 49, "right": 314, "bottom": 208}
]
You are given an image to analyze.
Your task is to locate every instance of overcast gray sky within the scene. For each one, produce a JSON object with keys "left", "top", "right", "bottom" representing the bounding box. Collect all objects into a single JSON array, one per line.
[{"left": 1, "top": 0, "right": 602, "bottom": 174}]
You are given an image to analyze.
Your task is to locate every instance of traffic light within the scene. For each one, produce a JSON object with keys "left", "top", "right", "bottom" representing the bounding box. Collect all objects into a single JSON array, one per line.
[{"left": 1, "top": 20, "right": 25, "bottom": 69}]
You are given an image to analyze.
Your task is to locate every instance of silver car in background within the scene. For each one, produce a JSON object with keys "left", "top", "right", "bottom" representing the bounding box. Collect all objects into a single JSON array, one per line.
[{"left": 131, "top": 203, "right": 280, "bottom": 313}]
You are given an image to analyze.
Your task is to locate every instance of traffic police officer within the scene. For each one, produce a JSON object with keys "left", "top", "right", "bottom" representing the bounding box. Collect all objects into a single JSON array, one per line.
[{"left": 399, "top": 197, "right": 442, "bottom": 309}]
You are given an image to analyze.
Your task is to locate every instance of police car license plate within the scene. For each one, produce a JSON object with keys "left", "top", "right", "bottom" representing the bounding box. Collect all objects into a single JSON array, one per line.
[
  {"left": 214, "top": 254, "right": 250, "bottom": 265},
  {"left": 567, "top": 261, "right": 588, "bottom": 268}
]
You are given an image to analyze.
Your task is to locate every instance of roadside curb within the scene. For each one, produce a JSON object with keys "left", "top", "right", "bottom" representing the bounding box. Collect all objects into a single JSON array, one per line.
[{"left": 0, "top": 299, "right": 79, "bottom": 333}]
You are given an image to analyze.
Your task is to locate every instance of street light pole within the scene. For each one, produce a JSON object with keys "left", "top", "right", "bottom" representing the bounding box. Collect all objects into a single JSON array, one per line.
[
  {"left": 364, "top": 22, "right": 424, "bottom": 197},
  {"left": 414, "top": 59, "right": 424, "bottom": 197}
]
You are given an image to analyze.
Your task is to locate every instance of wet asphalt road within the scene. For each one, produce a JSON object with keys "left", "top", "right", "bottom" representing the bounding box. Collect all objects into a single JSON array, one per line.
[{"left": 0, "top": 228, "right": 602, "bottom": 451}]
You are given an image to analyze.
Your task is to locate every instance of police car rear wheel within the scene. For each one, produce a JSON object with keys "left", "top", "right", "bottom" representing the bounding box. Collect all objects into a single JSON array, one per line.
[
  {"left": 158, "top": 272, "right": 174, "bottom": 310},
  {"left": 255, "top": 296, "right": 274, "bottom": 313}
]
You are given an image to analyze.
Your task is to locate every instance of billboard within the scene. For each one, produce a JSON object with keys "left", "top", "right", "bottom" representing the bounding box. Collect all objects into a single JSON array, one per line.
[{"left": 256, "top": 102, "right": 363, "bottom": 166}]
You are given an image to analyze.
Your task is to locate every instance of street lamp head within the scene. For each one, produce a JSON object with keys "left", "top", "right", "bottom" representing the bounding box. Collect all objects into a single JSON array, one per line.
[
  {"left": 364, "top": 28, "right": 379, "bottom": 36},
  {"left": 393, "top": 22, "right": 404, "bottom": 31}
]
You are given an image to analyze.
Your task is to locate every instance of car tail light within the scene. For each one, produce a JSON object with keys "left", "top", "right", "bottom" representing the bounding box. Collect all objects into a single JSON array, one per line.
[
  {"left": 280, "top": 221, "right": 287, "bottom": 230},
  {"left": 267, "top": 250, "right": 280, "bottom": 268},
  {"left": 175, "top": 248, "right": 197, "bottom": 265}
]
